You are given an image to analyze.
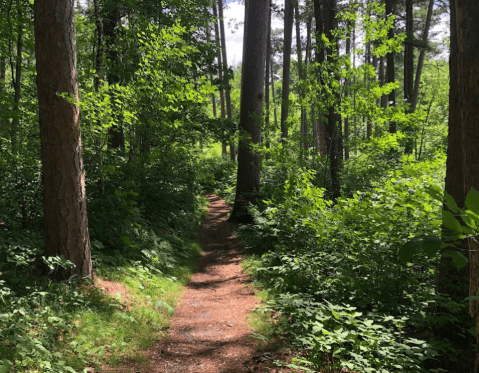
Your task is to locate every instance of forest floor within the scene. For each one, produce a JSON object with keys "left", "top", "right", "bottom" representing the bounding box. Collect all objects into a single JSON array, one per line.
[{"left": 110, "top": 194, "right": 299, "bottom": 373}]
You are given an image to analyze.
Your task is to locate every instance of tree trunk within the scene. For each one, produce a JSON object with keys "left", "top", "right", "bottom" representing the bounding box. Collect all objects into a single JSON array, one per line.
[
  {"left": 212, "top": 2, "right": 227, "bottom": 157},
  {"left": 103, "top": 5, "right": 124, "bottom": 150},
  {"left": 217, "top": 0, "right": 235, "bottom": 161},
  {"left": 34, "top": 0, "right": 92, "bottom": 279},
  {"left": 323, "top": 0, "right": 341, "bottom": 200},
  {"left": 455, "top": 1, "right": 479, "bottom": 365},
  {"left": 230, "top": 0, "right": 268, "bottom": 223},
  {"left": 280, "top": 0, "right": 294, "bottom": 142},
  {"left": 385, "top": 0, "right": 396, "bottom": 133},
  {"left": 344, "top": 23, "right": 351, "bottom": 160},
  {"left": 404, "top": 0, "right": 414, "bottom": 106},
  {"left": 295, "top": 1, "right": 307, "bottom": 152},
  {"left": 264, "top": 0, "right": 272, "bottom": 149},
  {"left": 11, "top": 4, "right": 23, "bottom": 160},
  {"left": 411, "top": 0, "right": 434, "bottom": 112}
]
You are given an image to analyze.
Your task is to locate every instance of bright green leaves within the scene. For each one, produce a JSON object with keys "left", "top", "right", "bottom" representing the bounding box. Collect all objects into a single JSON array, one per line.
[{"left": 400, "top": 188, "right": 479, "bottom": 270}]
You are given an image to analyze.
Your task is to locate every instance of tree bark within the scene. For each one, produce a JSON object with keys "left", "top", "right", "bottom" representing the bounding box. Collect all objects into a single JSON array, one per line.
[
  {"left": 11, "top": 4, "right": 23, "bottom": 159},
  {"left": 230, "top": 0, "right": 268, "bottom": 223},
  {"left": 295, "top": 1, "right": 307, "bottom": 152},
  {"left": 455, "top": 1, "right": 479, "bottom": 364},
  {"left": 411, "top": 0, "right": 434, "bottom": 112},
  {"left": 264, "top": 0, "right": 272, "bottom": 149},
  {"left": 212, "top": 2, "right": 227, "bottom": 157},
  {"left": 280, "top": 0, "right": 294, "bottom": 142},
  {"left": 385, "top": 0, "right": 396, "bottom": 133},
  {"left": 34, "top": 0, "right": 92, "bottom": 279},
  {"left": 217, "top": 0, "right": 235, "bottom": 161},
  {"left": 323, "top": 0, "right": 341, "bottom": 199}
]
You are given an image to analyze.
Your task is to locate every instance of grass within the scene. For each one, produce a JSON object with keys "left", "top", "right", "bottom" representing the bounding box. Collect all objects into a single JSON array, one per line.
[{"left": 61, "top": 239, "right": 203, "bottom": 372}]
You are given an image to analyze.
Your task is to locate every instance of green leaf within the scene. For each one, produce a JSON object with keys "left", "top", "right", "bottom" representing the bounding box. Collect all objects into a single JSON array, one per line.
[
  {"left": 442, "top": 250, "right": 468, "bottom": 270},
  {"left": 444, "top": 192, "right": 460, "bottom": 213},
  {"left": 399, "top": 238, "right": 422, "bottom": 263},
  {"left": 442, "top": 210, "right": 462, "bottom": 232},
  {"left": 464, "top": 296, "right": 479, "bottom": 301},
  {"left": 466, "top": 188, "right": 479, "bottom": 215},
  {"left": 422, "top": 236, "right": 442, "bottom": 258}
]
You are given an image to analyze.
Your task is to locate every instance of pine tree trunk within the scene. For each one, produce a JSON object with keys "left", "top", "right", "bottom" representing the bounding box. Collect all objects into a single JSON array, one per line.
[
  {"left": 280, "top": 0, "right": 294, "bottom": 141},
  {"left": 454, "top": 2, "right": 479, "bottom": 365},
  {"left": 230, "top": 0, "right": 268, "bottom": 223},
  {"left": 264, "top": 1, "right": 272, "bottom": 149},
  {"left": 217, "top": 0, "right": 235, "bottom": 161},
  {"left": 386, "top": 0, "right": 396, "bottom": 133},
  {"left": 34, "top": 0, "right": 92, "bottom": 279},
  {"left": 212, "top": 2, "right": 227, "bottom": 157},
  {"left": 411, "top": 0, "right": 434, "bottom": 112}
]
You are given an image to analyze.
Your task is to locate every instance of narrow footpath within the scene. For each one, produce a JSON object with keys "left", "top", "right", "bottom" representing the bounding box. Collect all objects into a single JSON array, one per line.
[{"left": 143, "top": 195, "right": 298, "bottom": 373}]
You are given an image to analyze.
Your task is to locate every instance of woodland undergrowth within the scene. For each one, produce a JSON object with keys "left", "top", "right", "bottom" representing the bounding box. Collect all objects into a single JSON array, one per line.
[
  {"left": 236, "top": 145, "right": 475, "bottom": 373},
  {"left": 0, "top": 146, "right": 231, "bottom": 373}
]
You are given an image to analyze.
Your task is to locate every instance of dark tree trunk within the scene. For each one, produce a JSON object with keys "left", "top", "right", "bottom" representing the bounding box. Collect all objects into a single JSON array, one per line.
[
  {"left": 404, "top": 0, "right": 414, "bottom": 106},
  {"left": 103, "top": 5, "right": 124, "bottom": 150},
  {"left": 385, "top": 0, "right": 396, "bottom": 133},
  {"left": 454, "top": 1, "right": 479, "bottom": 363},
  {"left": 34, "top": 0, "right": 92, "bottom": 279},
  {"left": 295, "top": 2, "right": 307, "bottom": 152},
  {"left": 411, "top": 0, "right": 434, "bottom": 112},
  {"left": 264, "top": 0, "right": 272, "bottom": 149},
  {"left": 230, "top": 0, "right": 268, "bottom": 223},
  {"left": 323, "top": 0, "right": 341, "bottom": 200},
  {"left": 212, "top": 2, "right": 227, "bottom": 157},
  {"left": 217, "top": 0, "right": 235, "bottom": 161},
  {"left": 11, "top": 5, "right": 23, "bottom": 159},
  {"left": 344, "top": 24, "right": 351, "bottom": 160},
  {"left": 280, "top": 0, "right": 294, "bottom": 141}
]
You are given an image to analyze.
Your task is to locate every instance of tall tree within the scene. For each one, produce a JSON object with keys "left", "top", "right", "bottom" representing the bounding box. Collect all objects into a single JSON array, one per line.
[
  {"left": 217, "top": 0, "right": 235, "bottom": 161},
  {"left": 34, "top": 0, "right": 92, "bottom": 278},
  {"left": 453, "top": 1, "right": 479, "bottom": 364},
  {"left": 385, "top": 0, "right": 396, "bottom": 133},
  {"left": 230, "top": 0, "right": 269, "bottom": 223},
  {"left": 280, "top": 0, "right": 294, "bottom": 141},
  {"left": 212, "top": 1, "right": 227, "bottom": 156}
]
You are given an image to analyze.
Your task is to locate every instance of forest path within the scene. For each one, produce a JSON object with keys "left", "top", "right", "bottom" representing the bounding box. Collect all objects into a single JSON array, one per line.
[{"left": 141, "top": 194, "right": 297, "bottom": 373}]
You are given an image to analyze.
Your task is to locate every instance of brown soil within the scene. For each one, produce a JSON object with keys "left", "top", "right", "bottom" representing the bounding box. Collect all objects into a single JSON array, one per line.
[{"left": 138, "top": 194, "right": 299, "bottom": 373}]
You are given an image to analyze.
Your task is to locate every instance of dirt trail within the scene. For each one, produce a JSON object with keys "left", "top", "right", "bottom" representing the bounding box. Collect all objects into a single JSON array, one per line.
[{"left": 143, "top": 194, "right": 297, "bottom": 373}]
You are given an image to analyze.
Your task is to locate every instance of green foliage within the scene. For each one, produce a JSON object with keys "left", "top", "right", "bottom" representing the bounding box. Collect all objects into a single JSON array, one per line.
[{"left": 242, "top": 155, "right": 472, "bottom": 372}]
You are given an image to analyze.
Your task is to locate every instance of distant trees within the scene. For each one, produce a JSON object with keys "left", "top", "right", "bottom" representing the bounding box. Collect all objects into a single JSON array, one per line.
[{"left": 34, "top": 0, "right": 92, "bottom": 278}]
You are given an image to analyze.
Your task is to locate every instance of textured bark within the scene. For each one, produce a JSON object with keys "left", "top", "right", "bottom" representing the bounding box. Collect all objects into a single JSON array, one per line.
[
  {"left": 385, "top": 0, "right": 396, "bottom": 133},
  {"left": 365, "top": 40, "right": 372, "bottom": 140},
  {"left": 230, "top": 0, "right": 268, "bottom": 223},
  {"left": 323, "top": 0, "right": 341, "bottom": 199},
  {"left": 93, "top": 0, "right": 103, "bottom": 92},
  {"left": 295, "top": 2, "right": 307, "bottom": 152},
  {"left": 264, "top": 0, "right": 271, "bottom": 149},
  {"left": 280, "top": 0, "right": 294, "bottom": 141},
  {"left": 344, "top": 25, "right": 351, "bottom": 160},
  {"left": 313, "top": 0, "right": 325, "bottom": 157},
  {"left": 212, "top": 2, "right": 227, "bottom": 157},
  {"left": 217, "top": 0, "right": 235, "bottom": 161},
  {"left": 379, "top": 56, "right": 387, "bottom": 109},
  {"left": 455, "top": 1, "right": 479, "bottom": 362},
  {"left": 404, "top": 0, "right": 414, "bottom": 106},
  {"left": 34, "top": 0, "right": 92, "bottom": 278},
  {"left": 11, "top": 5, "right": 23, "bottom": 159}
]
